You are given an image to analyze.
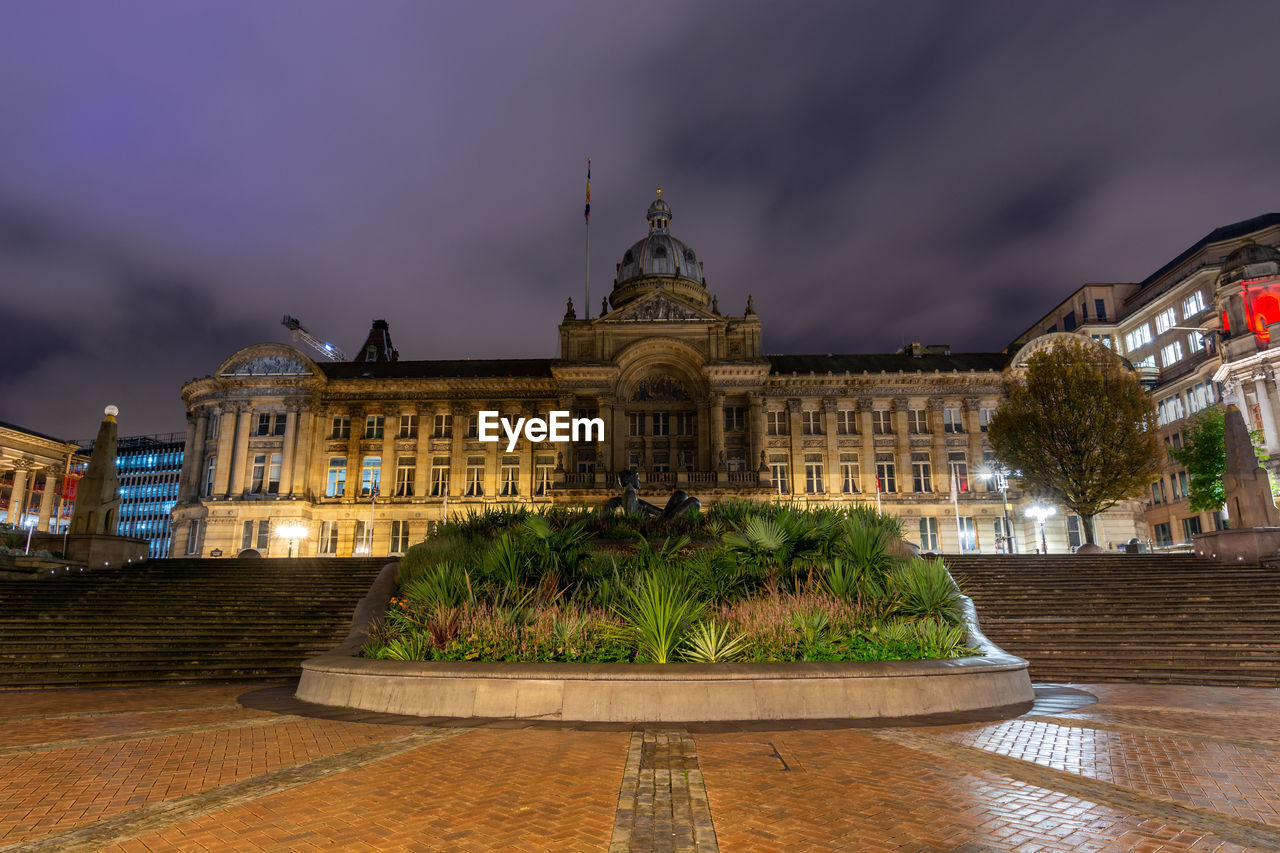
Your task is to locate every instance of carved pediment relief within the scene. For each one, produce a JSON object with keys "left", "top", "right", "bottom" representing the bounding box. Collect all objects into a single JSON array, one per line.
[
  {"left": 610, "top": 294, "right": 708, "bottom": 322},
  {"left": 221, "top": 354, "right": 312, "bottom": 377},
  {"left": 631, "top": 375, "right": 692, "bottom": 402}
]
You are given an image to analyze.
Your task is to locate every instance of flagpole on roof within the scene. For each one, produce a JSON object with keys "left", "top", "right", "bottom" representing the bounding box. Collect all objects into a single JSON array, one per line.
[{"left": 584, "top": 158, "right": 592, "bottom": 320}]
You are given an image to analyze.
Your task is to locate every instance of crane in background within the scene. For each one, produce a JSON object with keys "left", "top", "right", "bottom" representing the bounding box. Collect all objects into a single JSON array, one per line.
[{"left": 280, "top": 315, "right": 346, "bottom": 361}]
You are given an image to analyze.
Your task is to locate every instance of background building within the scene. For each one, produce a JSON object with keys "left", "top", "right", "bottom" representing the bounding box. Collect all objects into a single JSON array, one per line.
[
  {"left": 1013, "top": 212, "right": 1280, "bottom": 548},
  {"left": 0, "top": 421, "right": 82, "bottom": 533},
  {"left": 76, "top": 432, "right": 184, "bottom": 558},
  {"left": 170, "top": 193, "right": 1143, "bottom": 558}
]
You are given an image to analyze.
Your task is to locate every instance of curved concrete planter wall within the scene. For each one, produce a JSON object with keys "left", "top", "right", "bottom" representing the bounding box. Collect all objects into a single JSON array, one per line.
[{"left": 298, "top": 564, "right": 1033, "bottom": 722}]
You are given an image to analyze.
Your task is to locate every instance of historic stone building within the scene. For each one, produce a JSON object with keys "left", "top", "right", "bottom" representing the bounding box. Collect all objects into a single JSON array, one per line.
[
  {"left": 1012, "top": 212, "right": 1280, "bottom": 548},
  {"left": 0, "top": 420, "right": 82, "bottom": 532},
  {"left": 172, "top": 193, "right": 1142, "bottom": 558}
]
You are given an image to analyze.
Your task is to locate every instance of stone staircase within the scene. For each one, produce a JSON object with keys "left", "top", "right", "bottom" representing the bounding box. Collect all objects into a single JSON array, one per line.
[
  {"left": 946, "top": 554, "right": 1280, "bottom": 686},
  {"left": 0, "top": 557, "right": 389, "bottom": 689}
]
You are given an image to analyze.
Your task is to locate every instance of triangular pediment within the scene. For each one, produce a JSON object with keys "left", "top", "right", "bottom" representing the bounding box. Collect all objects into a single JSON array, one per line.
[{"left": 604, "top": 293, "right": 717, "bottom": 323}]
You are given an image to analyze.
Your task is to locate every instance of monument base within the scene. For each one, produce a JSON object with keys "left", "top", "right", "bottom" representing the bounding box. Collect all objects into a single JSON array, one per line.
[
  {"left": 1192, "top": 528, "right": 1280, "bottom": 566},
  {"left": 31, "top": 533, "right": 148, "bottom": 569}
]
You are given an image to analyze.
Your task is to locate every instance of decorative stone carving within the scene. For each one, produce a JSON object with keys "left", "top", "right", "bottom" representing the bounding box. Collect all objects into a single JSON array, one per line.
[
  {"left": 631, "top": 376, "right": 691, "bottom": 402},
  {"left": 221, "top": 355, "right": 311, "bottom": 377},
  {"left": 612, "top": 294, "right": 704, "bottom": 322}
]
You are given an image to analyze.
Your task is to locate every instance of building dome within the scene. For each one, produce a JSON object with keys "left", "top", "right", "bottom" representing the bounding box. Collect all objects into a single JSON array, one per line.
[
  {"left": 610, "top": 190, "right": 709, "bottom": 310},
  {"left": 1220, "top": 239, "right": 1280, "bottom": 286}
]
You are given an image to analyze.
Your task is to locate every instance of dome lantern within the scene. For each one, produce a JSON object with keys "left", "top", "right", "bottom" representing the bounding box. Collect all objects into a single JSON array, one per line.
[{"left": 609, "top": 190, "right": 709, "bottom": 310}]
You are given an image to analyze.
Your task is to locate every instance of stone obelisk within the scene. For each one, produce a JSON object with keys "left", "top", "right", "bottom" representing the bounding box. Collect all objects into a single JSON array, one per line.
[
  {"left": 70, "top": 406, "right": 122, "bottom": 536},
  {"left": 1222, "top": 404, "right": 1279, "bottom": 527}
]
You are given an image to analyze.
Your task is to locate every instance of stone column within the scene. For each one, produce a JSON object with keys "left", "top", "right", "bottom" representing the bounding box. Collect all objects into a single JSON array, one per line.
[
  {"left": 964, "top": 396, "right": 984, "bottom": 492},
  {"left": 710, "top": 392, "right": 726, "bottom": 472},
  {"left": 822, "top": 397, "right": 839, "bottom": 498},
  {"left": 345, "top": 407, "right": 364, "bottom": 500},
  {"left": 414, "top": 404, "right": 433, "bottom": 499},
  {"left": 279, "top": 409, "right": 299, "bottom": 497},
  {"left": 177, "top": 415, "right": 198, "bottom": 502},
  {"left": 787, "top": 398, "right": 803, "bottom": 496},
  {"left": 37, "top": 469, "right": 57, "bottom": 531},
  {"left": 187, "top": 410, "right": 209, "bottom": 500},
  {"left": 892, "top": 399, "right": 912, "bottom": 497},
  {"left": 929, "top": 397, "right": 947, "bottom": 495},
  {"left": 483, "top": 404, "right": 501, "bottom": 497},
  {"left": 521, "top": 401, "right": 539, "bottom": 497},
  {"left": 449, "top": 403, "right": 468, "bottom": 498},
  {"left": 290, "top": 407, "right": 313, "bottom": 498},
  {"left": 1254, "top": 375, "right": 1280, "bottom": 453},
  {"left": 381, "top": 411, "right": 398, "bottom": 496},
  {"left": 859, "top": 397, "right": 876, "bottom": 497},
  {"left": 212, "top": 403, "right": 237, "bottom": 497},
  {"left": 748, "top": 393, "right": 764, "bottom": 466},
  {"left": 610, "top": 399, "right": 626, "bottom": 472},
  {"left": 8, "top": 464, "right": 27, "bottom": 526},
  {"left": 227, "top": 405, "right": 253, "bottom": 497}
]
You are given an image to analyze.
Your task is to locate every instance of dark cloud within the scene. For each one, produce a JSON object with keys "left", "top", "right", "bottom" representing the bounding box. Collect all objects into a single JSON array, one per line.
[{"left": 3, "top": 1, "right": 1280, "bottom": 437}]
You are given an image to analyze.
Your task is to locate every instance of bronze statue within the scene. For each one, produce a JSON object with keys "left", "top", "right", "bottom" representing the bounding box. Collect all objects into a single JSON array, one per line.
[{"left": 601, "top": 469, "right": 700, "bottom": 519}]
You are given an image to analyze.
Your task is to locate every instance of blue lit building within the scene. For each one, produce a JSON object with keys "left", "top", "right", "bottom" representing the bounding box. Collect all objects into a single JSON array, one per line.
[{"left": 77, "top": 432, "right": 184, "bottom": 558}]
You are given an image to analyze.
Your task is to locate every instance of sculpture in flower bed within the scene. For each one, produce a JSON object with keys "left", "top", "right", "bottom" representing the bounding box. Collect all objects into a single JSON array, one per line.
[{"left": 362, "top": 502, "right": 977, "bottom": 664}]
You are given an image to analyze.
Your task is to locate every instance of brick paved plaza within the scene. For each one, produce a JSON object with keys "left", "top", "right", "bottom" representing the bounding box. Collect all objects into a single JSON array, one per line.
[{"left": 1, "top": 683, "right": 1279, "bottom": 851}]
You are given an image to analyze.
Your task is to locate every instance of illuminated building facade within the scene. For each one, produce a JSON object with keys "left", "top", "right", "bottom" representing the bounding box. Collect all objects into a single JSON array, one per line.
[
  {"left": 171, "top": 193, "right": 1144, "bottom": 558},
  {"left": 1013, "top": 213, "right": 1280, "bottom": 548},
  {"left": 78, "top": 432, "right": 184, "bottom": 558},
  {"left": 0, "top": 420, "right": 82, "bottom": 533}
]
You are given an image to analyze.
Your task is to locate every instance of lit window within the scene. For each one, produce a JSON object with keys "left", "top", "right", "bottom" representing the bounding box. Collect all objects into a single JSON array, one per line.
[
  {"left": 911, "top": 452, "right": 932, "bottom": 493},
  {"left": 918, "top": 517, "right": 939, "bottom": 552},
  {"left": 202, "top": 455, "right": 216, "bottom": 497},
  {"left": 943, "top": 408, "right": 965, "bottom": 434},
  {"left": 840, "top": 452, "right": 860, "bottom": 493},
  {"left": 395, "top": 456, "right": 415, "bottom": 497},
  {"left": 1160, "top": 341, "right": 1184, "bottom": 367},
  {"left": 430, "top": 457, "right": 450, "bottom": 497},
  {"left": 249, "top": 454, "right": 266, "bottom": 493},
  {"left": 326, "top": 457, "right": 346, "bottom": 497},
  {"left": 360, "top": 456, "right": 382, "bottom": 496},
  {"left": 1155, "top": 307, "right": 1177, "bottom": 334},
  {"left": 267, "top": 452, "right": 281, "bottom": 494},
  {"left": 500, "top": 456, "right": 520, "bottom": 496},
  {"left": 534, "top": 454, "right": 554, "bottom": 495},
  {"left": 1183, "top": 291, "right": 1206, "bottom": 318},
  {"left": 804, "top": 452, "right": 824, "bottom": 494},
  {"left": 1188, "top": 331, "right": 1205, "bottom": 353},
  {"left": 769, "top": 453, "right": 789, "bottom": 494},
  {"left": 875, "top": 452, "right": 896, "bottom": 493},
  {"left": 465, "top": 456, "right": 484, "bottom": 496},
  {"left": 948, "top": 451, "right": 969, "bottom": 492},
  {"left": 1124, "top": 324, "right": 1153, "bottom": 352},
  {"left": 391, "top": 520, "right": 409, "bottom": 554}
]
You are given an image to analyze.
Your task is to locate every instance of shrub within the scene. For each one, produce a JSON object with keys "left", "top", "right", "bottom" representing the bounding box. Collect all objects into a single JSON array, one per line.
[
  {"left": 616, "top": 569, "right": 705, "bottom": 663},
  {"left": 890, "top": 558, "right": 962, "bottom": 624},
  {"left": 681, "top": 620, "right": 750, "bottom": 663}
]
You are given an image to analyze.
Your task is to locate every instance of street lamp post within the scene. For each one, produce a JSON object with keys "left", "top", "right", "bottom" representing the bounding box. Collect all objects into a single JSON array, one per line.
[
  {"left": 273, "top": 522, "right": 308, "bottom": 558},
  {"left": 1024, "top": 504, "right": 1056, "bottom": 554},
  {"left": 979, "top": 465, "right": 1016, "bottom": 554}
]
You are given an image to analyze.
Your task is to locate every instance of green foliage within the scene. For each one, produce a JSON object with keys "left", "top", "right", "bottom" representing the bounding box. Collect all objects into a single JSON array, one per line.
[
  {"left": 680, "top": 620, "right": 751, "bottom": 662},
  {"left": 988, "top": 338, "right": 1163, "bottom": 545},
  {"left": 889, "top": 558, "right": 963, "bottom": 624},
  {"left": 1169, "top": 406, "right": 1227, "bottom": 512},
  {"left": 403, "top": 562, "right": 471, "bottom": 613},
  {"left": 615, "top": 569, "right": 705, "bottom": 663}
]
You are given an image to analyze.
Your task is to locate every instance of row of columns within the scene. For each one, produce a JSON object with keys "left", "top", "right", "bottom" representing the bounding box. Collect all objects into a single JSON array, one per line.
[{"left": 2, "top": 463, "right": 62, "bottom": 531}]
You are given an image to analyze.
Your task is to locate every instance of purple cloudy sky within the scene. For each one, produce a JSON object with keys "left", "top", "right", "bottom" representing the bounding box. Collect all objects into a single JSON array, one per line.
[{"left": 4, "top": 1, "right": 1280, "bottom": 440}]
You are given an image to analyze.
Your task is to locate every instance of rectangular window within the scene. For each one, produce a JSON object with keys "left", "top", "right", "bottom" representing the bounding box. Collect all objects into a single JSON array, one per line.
[
  {"left": 430, "top": 457, "right": 450, "bottom": 497},
  {"left": 1094, "top": 298, "right": 1107, "bottom": 321},
  {"left": 360, "top": 456, "right": 381, "bottom": 497},
  {"left": 206, "top": 412, "right": 220, "bottom": 440},
  {"left": 256, "top": 519, "right": 270, "bottom": 552},
  {"left": 628, "top": 412, "right": 645, "bottom": 436},
  {"left": 840, "top": 452, "right": 860, "bottom": 494},
  {"left": 907, "top": 409, "right": 928, "bottom": 434},
  {"left": 1183, "top": 290, "right": 1206, "bottom": 318},
  {"left": 433, "top": 413, "right": 452, "bottom": 438},
  {"left": 267, "top": 452, "right": 281, "bottom": 494},
  {"left": 331, "top": 415, "right": 350, "bottom": 440},
  {"left": 256, "top": 413, "right": 272, "bottom": 436},
  {"left": 942, "top": 408, "right": 963, "bottom": 434},
  {"left": 649, "top": 452, "right": 669, "bottom": 473},
  {"left": 534, "top": 454, "right": 554, "bottom": 496},
  {"left": 652, "top": 412, "right": 670, "bottom": 436},
  {"left": 724, "top": 407, "right": 745, "bottom": 432},
  {"left": 1063, "top": 311, "right": 1076, "bottom": 332},
  {"left": 202, "top": 455, "right": 216, "bottom": 497},
  {"left": 1177, "top": 470, "right": 1189, "bottom": 499},
  {"left": 364, "top": 414, "right": 384, "bottom": 439},
  {"left": 463, "top": 414, "right": 478, "bottom": 439},
  {"left": 1154, "top": 522, "right": 1173, "bottom": 548},
  {"left": 948, "top": 451, "right": 969, "bottom": 492},
  {"left": 801, "top": 410, "right": 823, "bottom": 435},
  {"left": 768, "top": 453, "right": 789, "bottom": 495},
  {"left": 871, "top": 410, "right": 893, "bottom": 435},
  {"left": 766, "top": 411, "right": 788, "bottom": 435},
  {"left": 249, "top": 453, "right": 266, "bottom": 493},
  {"left": 1188, "top": 331, "right": 1205, "bottom": 353},
  {"left": 391, "top": 520, "right": 409, "bottom": 554},
  {"left": 674, "top": 411, "right": 695, "bottom": 436},
  {"left": 836, "top": 410, "right": 858, "bottom": 435},
  {"left": 958, "top": 517, "right": 977, "bottom": 553},
  {"left": 395, "top": 456, "right": 415, "bottom": 497},
  {"left": 273, "top": 414, "right": 287, "bottom": 436},
  {"left": 1160, "top": 341, "right": 1183, "bottom": 366},
  {"left": 911, "top": 452, "right": 932, "bottom": 493},
  {"left": 241, "top": 520, "right": 253, "bottom": 551},
  {"left": 804, "top": 452, "right": 824, "bottom": 494},
  {"left": 353, "top": 520, "right": 373, "bottom": 555},
  {"left": 1124, "top": 323, "right": 1153, "bottom": 352},
  {"left": 875, "top": 452, "right": 897, "bottom": 493},
  {"left": 918, "top": 517, "right": 939, "bottom": 552},
  {"left": 326, "top": 457, "right": 347, "bottom": 497},
  {"left": 500, "top": 456, "right": 520, "bottom": 496},
  {"left": 399, "top": 413, "right": 418, "bottom": 439},
  {"left": 576, "top": 448, "right": 597, "bottom": 474},
  {"left": 319, "top": 521, "right": 338, "bottom": 555},
  {"left": 1181, "top": 516, "right": 1202, "bottom": 540},
  {"left": 1155, "top": 307, "right": 1177, "bottom": 334},
  {"left": 465, "top": 456, "right": 484, "bottom": 496},
  {"left": 185, "top": 519, "right": 202, "bottom": 555}
]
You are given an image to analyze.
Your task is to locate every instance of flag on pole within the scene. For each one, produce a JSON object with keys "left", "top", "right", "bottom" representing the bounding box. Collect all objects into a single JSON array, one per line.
[
  {"left": 875, "top": 476, "right": 882, "bottom": 513},
  {"left": 371, "top": 484, "right": 378, "bottom": 504},
  {"left": 584, "top": 158, "right": 591, "bottom": 220}
]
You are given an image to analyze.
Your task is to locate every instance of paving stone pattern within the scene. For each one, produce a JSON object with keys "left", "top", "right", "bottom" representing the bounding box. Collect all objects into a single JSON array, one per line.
[{"left": 2, "top": 682, "right": 1280, "bottom": 851}]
